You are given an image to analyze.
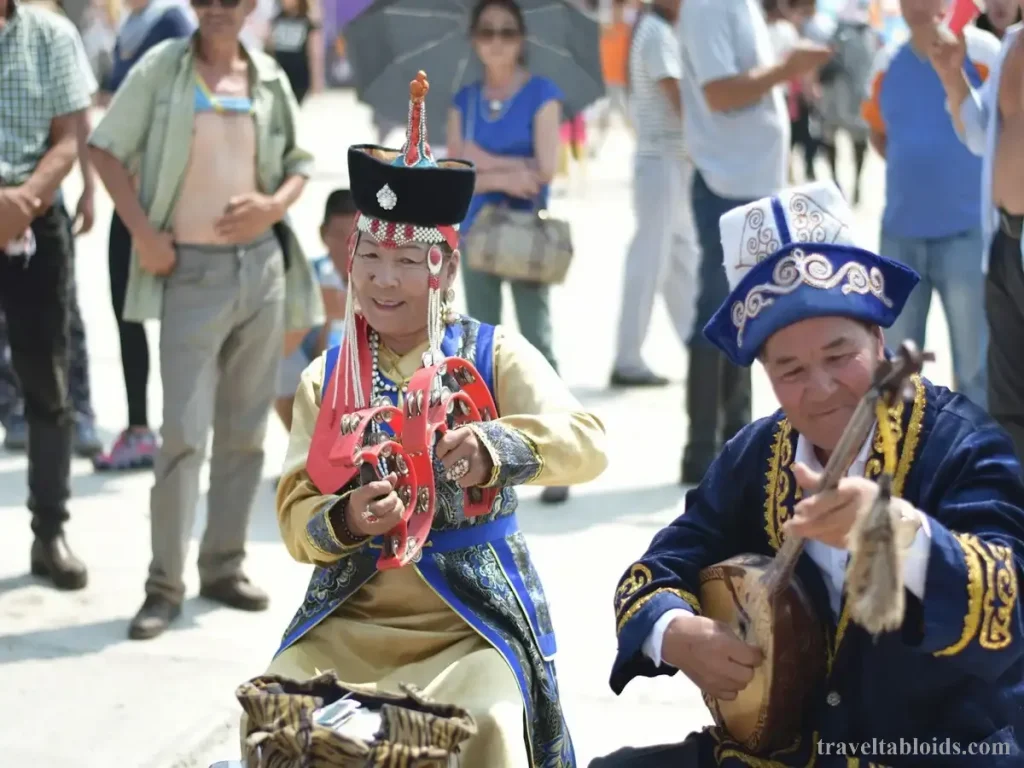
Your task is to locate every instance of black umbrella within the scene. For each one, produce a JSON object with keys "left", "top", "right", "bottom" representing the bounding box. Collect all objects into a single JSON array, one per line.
[{"left": 344, "top": 0, "right": 605, "bottom": 124}]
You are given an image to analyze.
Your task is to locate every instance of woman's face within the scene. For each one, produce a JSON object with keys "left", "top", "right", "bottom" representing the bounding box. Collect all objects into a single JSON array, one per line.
[
  {"left": 472, "top": 4, "right": 524, "bottom": 72},
  {"left": 349, "top": 234, "right": 458, "bottom": 340},
  {"left": 987, "top": 0, "right": 1018, "bottom": 31}
]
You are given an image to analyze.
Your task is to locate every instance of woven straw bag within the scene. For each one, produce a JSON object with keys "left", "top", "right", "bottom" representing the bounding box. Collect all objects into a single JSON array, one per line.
[
  {"left": 237, "top": 672, "right": 476, "bottom": 768},
  {"left": 462, "top": 202, "right": 574, "bottom": 284},
  {"left": 460, "top": 84, "right": 575, "bottom": 285}
]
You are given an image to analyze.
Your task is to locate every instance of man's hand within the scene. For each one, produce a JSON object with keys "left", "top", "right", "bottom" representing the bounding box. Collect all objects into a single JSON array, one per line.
[
  {"left": 929, "top": 28, "right": 968, "bottom": 88},
  {"left": 435, "top": 426, "right": 494, "bottom": 488},
  {"left": 0, "top": 187, "right": 42, "bottom": 244},
  {"left": 341, "top": 471, "right": 407, "bottom": 538},
  {"left": 136, "top": 227, "right": 177, "bottom": 276},
  {"left": 661, "top": 613, "right": 764, "bottom": 701},
  {"left": 214, "top": 193, "right": 285, "bottom": 242},
  {"left": 785, "top": 462, "right": 878, "bottom": 548},
  {"left": 782, "top": 41, "right": 834, "bottom": 80},
  {"left": 73, "top": 186, "right": 95, "bottom": 236}
]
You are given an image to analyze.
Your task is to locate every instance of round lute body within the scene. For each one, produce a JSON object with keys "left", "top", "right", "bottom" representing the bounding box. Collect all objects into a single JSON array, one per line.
[
  {"left": 697, "top": 342, "right": 932, "bottom": 754},
  {"left": 698, "top": 555, "right": 826, "bottom": 752}
]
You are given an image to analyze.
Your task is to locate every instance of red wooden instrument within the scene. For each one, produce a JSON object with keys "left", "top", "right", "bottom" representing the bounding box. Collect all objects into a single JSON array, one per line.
[{"left": 306, "top": 316, "right": 498, "bottom": 570}]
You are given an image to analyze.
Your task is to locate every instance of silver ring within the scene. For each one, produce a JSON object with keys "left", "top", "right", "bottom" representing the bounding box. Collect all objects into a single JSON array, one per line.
[
  {"left": 446, "top": 458, "right": 470, "bottom": 481},
  {"left": 361, "top": 507, "right": 378, "bottom": 524}
]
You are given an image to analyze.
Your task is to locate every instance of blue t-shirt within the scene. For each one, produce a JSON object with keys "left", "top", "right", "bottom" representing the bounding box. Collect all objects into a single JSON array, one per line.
[
  {"left": 866, "top": 34, "right": 996, "bottom": 239},
  {"left": 311, "top": 254, "right": 347, "bottom": 290},
  {"left": 452, "top": 75, "right": 564, "bottom": 234},
  {"left": 105, "top": 2, "right": 194, "bottom": 93}
]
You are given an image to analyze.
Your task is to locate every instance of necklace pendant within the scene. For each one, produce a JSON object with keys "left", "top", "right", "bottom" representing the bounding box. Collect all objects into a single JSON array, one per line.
[{"left": 489, "top": 99, "right": 503, "bottom": 113}]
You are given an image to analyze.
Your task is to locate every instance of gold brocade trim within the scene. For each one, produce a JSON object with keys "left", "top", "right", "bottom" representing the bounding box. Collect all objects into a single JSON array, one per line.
[
  {"left": 614, "top": 563, "right": 653, "bottom": 616},
  {"left": 931, "top": 532, "right": 1018, "bottom": 655},
  {"left": 933, "top": 533, "right": 984, "bottom": 656},
  {"left": 615, "top": 586, "right": 701, "bottom": 633},
  {"left": 712, "top": 728, "right": 818, "bottom": 767},
  {"left": 764, "top": 419, "right": 795, "bottom": 550},
  {"left": 976, "top": 539, "right": 1017, "bottom": 649},
  {"left": 892, "top": 375, "right": 925, "bottom": 497},
  {"left": 763, "top": 376, "right": 927, "bottom": 554},
  {"left": 761, "top": 376, "right": 927, "bottom": 676}
]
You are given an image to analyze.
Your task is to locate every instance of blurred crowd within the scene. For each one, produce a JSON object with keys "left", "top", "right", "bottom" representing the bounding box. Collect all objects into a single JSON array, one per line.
[{"left": 3, "top": 0, "right": 1023, "bottom": 641}]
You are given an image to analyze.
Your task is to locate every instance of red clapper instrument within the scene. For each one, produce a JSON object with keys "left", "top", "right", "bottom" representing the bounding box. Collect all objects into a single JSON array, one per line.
[{"left": 305, "top": 315, "right": 499, "bottom": 570}]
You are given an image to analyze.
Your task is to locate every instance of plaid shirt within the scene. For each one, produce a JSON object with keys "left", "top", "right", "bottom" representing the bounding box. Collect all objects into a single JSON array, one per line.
[{"left": 0, "top": 2, "right": 94, "bottom": 185}]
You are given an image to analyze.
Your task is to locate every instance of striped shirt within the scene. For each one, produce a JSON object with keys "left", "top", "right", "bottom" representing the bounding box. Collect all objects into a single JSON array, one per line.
[
  {"left": 0, "top": 3, "right": 94, "bottom": 185},
  {"left": 628, "top": 11, "right": 684, "bottom": 158}
]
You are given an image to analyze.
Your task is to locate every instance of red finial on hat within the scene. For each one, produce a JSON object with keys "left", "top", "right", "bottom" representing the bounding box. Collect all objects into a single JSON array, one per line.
[{"left": 403, "top": 71, "right": 433, "bottom": 167}]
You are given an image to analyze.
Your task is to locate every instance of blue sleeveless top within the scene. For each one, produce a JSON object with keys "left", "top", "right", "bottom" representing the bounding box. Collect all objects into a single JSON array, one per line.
[{"left": 194, "top": 77, "right": 253, "bottom": 114}]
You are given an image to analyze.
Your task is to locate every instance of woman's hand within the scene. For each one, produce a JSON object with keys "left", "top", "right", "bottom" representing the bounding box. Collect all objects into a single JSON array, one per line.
[
  {"left": 503, "top": 168, "right": 542, "bottom": 199},
  {"left": 435, "top": 427, "right": 494, "bottom": 488},
  {"left": 341, "top": 472, "right": 406, "bottom": 538}
]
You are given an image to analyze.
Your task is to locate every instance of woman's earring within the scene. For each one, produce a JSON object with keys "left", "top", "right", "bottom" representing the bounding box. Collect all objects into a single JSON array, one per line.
[{"left": 442, "top": 287, "right": 458, "bottom": 325}]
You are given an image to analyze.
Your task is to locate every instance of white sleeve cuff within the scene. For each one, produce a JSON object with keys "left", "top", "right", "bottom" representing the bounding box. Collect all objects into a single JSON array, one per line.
[
  {"left": 642, "top": 607, "right": 693, "bottom": 667},
  {"left": 903, "top": 510, "right": 933, "bottom": 601}
]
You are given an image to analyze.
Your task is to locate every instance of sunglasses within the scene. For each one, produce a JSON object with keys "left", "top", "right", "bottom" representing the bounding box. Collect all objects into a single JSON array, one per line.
[
  {"left": 191, "top": 0, "right": 243, "bottom": 8},
  {"left": 475, "top": 26, "right": 521, "bottom": 41}
]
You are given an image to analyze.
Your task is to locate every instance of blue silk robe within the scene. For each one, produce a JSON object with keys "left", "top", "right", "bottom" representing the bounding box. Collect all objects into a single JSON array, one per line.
[{"left": 611, "top": 377, "right": 1024, "bottom": 767}]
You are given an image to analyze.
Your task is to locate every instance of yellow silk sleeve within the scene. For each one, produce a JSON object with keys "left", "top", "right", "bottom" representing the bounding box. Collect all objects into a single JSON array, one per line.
[
  {"left": 469, "top": 325, "right": 608, "bottom": 487},
  {"left": 275, "top": 353, "right": 363, "bottom": 566}
]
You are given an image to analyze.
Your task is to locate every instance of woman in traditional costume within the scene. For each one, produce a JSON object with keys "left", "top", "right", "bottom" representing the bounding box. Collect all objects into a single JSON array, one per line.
[{"left": 259, "top": 72, "right": 607, "bottom": 768}]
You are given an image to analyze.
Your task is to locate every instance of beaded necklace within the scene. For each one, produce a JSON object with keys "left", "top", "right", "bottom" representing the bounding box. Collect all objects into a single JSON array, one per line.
[{"left": 369, "top": 330, "right": 409, "bottom": 401}]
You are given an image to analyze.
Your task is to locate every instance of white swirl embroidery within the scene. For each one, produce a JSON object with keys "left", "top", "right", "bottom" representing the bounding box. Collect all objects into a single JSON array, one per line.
[
  {"left": 737, "top": 206, "right": 782, "bottom": 270},
  {"left": 786, "top": 193, "right": 849, "bottom": 245},
  {"left": 731, "top": 249, "right": 893, "bottom": 348}
]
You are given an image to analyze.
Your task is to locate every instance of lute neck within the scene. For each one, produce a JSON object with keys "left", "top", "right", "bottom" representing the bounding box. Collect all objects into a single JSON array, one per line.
[{"left": 764, "top": 392, "right": 882, "bottom": 595}]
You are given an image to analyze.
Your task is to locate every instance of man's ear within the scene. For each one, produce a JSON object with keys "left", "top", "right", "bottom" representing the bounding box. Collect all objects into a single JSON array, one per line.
[{"left": 873, "top": 324, "right": 886, "bottom": 359}]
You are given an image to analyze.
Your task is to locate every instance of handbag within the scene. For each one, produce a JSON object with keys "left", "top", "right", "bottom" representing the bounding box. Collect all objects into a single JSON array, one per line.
[
  {"left": 460, "top": 85, "right": 574, "bottom": 285},
  {"left": 237, "top": 671, "right": 476, "bottom": 768}
]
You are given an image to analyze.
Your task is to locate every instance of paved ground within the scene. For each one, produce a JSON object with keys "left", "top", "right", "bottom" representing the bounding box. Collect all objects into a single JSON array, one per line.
[{"left": 0, "top": 91, "right": 955, "bottom": 767}]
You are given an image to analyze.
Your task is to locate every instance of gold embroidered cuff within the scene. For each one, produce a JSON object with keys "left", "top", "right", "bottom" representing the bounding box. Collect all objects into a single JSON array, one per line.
[{"left": 933, "top": 532, "right": 1017, "bottom": 656}]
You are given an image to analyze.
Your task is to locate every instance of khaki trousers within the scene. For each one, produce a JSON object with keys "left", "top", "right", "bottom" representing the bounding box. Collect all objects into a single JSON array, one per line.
[{"left": 146, "top": 233, "right": 285, "bottom": 602}]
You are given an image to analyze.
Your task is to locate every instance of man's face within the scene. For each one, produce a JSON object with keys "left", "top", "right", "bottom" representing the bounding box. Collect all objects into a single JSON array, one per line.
[
  {"left": 900, "top": 0, "right": 945, "bottom": 28},
  {"left": 321, "top": 212, "right": 355, "bottom": 274},
  {"left": 192, "top": 0, "right": 253, "bottom": 40},
  {"left": 761, "top": 316, "right": 885, "bottom": 453}
]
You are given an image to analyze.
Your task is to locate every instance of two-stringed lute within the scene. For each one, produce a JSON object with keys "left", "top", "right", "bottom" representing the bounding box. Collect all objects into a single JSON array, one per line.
[{"left": 697, "top": 341, "right": 933, "bottom": 753}]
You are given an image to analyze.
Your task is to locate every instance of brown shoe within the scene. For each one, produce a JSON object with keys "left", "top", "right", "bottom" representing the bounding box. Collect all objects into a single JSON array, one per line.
[
  {"left": 128, "top": 594, "right": 182, "bottom": 640},
  {"left": 200, "top": 575, "right": 269, "bottom": 612},
  {"left": 30, "top": 535, "right": 87, "bottom": 590}
]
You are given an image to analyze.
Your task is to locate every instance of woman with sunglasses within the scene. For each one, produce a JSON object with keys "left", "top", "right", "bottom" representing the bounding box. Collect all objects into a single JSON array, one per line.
[
  {"left": 256, "top": 73, "right": 607, "bottom": 767},
  {"left": 447, "top": 0, "right": 569, "bottom": 504}
]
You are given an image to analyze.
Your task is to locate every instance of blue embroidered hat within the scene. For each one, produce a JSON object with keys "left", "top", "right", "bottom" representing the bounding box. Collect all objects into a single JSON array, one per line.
[{"left": 703, "top": 181, "right": 920, "bottom": 367}]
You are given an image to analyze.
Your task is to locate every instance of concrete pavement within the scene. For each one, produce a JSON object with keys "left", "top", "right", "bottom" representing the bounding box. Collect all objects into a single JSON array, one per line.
[{"left": 0, "top": 91, "right": 955, "bottom": 767}]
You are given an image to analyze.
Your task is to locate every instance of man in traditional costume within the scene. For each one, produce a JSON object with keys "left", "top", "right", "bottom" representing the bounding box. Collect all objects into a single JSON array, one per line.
[
  {"left": 592, "top": 181, "right": 1024, "bottom": 767},
  {"left": 252, "top": 72, "right": 608, "bottom": 768}
]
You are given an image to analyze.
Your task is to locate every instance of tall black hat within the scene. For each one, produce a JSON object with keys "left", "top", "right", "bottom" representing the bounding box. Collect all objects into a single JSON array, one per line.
[{"left": 348, "top": 71, "right": 476, "bottom": 250}]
